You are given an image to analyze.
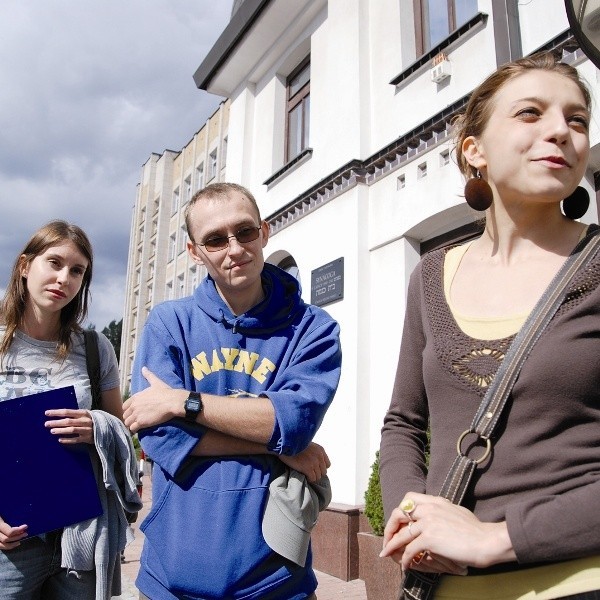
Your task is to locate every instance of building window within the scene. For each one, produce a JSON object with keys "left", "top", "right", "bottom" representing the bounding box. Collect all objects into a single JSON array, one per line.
[
  {"left": 169, "top": 234, "right": 176, "bottom": 262},
  {"left": 221, "top": 137, "right": 228, "bottom": 168},
  {"left": 166, "top": 281, "right": 173, "bottom": 300},
  {"left": 440, "top": 149, "right": 450, "bottom": 166},
  {"left": 188, "top": 265, "right": 198, "bottom": 294},
  {"left": 397, "top": 174, "right": 406, "bottom": 190},
  {"left": 286, "top": 59, "right": 310, "bottom": 162},
  {"left": 196, "top": 162, "right": 204, "bottom": 191},
  {"left": 172, "top": 187, "right": 180, "bottom": 215},
  {"left": 417, "top": 162, "right": 428, "bottom": 179},
  {"left": 179, "top": 225, "right": 187, "bottom": 254},
  {"left": 415, "top": 0, "right": 478, "bottom": 54},
  {"left": 184, "top": 176, "right": 192, "bottom": 204},
  {"left": 178, "top": 274, "right": 185, "bottom": 298},
  {"left": 208, "top": 150, "right": 218, "bottom": 180}
]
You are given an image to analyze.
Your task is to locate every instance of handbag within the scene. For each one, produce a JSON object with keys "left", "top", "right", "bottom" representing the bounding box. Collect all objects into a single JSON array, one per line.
[
  {"left": 83, "top": 329, "right": 140, "bottom": 524},
  {"left": 401, "top": 227, "right": 600, "bottom": 600}
]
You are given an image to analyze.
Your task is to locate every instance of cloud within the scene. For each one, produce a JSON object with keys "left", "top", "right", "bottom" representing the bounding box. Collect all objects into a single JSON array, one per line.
[{"left": 0, "top": 0, "right": 232, "bottom": 330}]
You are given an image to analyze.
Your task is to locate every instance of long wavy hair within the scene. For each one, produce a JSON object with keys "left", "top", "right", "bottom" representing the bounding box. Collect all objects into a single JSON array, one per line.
[
  {"left": 0, "top": 220, "right": 93, "bottom": 361},
  {"left": 454, "top": 51, "right": 592, "bottom": 181}
]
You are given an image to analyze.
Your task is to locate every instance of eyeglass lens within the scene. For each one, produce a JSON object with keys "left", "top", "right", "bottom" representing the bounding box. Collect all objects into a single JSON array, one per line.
[{"left": 202, "top": 226, "right": 260, "bottom": 251}]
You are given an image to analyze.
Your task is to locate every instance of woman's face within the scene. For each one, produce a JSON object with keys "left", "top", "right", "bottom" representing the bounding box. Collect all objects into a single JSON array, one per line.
[
  {"left": 21, "top": 240, "right": 88, "bottom": 317},
  {"left": 465, "top": 70, "right": 590, "bottom": 207}
]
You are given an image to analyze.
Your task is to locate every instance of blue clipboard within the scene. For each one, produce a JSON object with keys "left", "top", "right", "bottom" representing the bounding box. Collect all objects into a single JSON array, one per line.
[{"left": 0, "top": 385, "right": 103, "bottom": 536}]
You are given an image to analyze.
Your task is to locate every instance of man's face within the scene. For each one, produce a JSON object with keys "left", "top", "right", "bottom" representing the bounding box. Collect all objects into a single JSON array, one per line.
[{"left": 187, "top": 191, "right": 269, "bottom": 309}]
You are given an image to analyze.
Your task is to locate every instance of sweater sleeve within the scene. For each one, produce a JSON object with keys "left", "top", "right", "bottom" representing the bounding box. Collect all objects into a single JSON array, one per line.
[
  {"left": 132, "top": 310, "right": 206, "bottom": 478},
  {"left": 507, "top": 479, "right": 600, "bottom": 563},
  {"left": 265, "top": 317, "right": 342, "bottom": 456},
  {"left": 379, "top": 264, "right": 429, "bottom": 523}
]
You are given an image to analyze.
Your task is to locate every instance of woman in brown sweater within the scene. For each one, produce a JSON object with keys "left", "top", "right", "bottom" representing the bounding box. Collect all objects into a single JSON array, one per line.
[{"left": 379, "top": 52, "right": 600, "bottom": 599}]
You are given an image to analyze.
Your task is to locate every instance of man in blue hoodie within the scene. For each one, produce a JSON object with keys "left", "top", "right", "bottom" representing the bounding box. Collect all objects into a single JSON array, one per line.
[{"left": 123, "top": 183, "right": 342, "bottom": 600}]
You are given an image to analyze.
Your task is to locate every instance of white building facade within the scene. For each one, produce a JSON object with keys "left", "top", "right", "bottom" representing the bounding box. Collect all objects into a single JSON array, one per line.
[{"left": 192, "top": 0, "right": 600, "bottom": 508}]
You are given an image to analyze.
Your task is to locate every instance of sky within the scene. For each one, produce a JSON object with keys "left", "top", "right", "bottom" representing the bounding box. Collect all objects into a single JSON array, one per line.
[{"left": 0, "top": 0, "right": 234, "bottom": 330}]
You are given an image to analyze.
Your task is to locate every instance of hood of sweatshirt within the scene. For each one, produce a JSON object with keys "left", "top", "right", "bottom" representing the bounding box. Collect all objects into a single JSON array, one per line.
[{"left": 193, "top": 263, "right": 304, "bottom": 336}]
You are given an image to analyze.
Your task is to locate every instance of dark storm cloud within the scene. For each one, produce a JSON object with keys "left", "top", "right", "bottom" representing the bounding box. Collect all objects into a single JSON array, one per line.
[{"left": 0, "top": 0, "right": 232, "bottom": 329}]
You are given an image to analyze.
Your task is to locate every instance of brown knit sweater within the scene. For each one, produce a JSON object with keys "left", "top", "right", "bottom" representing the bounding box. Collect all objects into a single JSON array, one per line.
[{"left": 380, "top": 226, "right": 600, "bottom": 572}]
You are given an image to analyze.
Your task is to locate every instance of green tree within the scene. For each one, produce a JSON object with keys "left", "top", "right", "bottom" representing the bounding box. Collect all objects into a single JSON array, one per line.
[
  {"left": 364, "top": 451, "right": 385, "bottom": 535},
  {"left": 102, "top": 319, "right": 122, "bottom": 364}
]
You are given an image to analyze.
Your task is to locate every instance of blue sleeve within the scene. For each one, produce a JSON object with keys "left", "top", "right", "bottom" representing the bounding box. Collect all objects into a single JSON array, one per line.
[
  {"left": 132, "top": 308, "right": 206, "bottom": 477},
  {"left": 266, "top": 317, "right": 341, "bottom": 455}
]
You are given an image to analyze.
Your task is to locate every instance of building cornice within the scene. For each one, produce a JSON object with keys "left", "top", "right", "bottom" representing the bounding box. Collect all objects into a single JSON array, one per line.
[{"left": 193, "top": 0, "right": 272, "bottom": 91}]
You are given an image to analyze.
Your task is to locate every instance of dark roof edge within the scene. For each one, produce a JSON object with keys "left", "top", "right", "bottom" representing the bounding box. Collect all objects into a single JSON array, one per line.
[{"left": 193, "top": 0, "right": 273, "bottom": 90}]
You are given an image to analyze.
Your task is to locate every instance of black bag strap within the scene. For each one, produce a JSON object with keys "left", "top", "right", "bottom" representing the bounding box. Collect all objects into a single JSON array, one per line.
[
  {"left": 402, "top": 228, "right": 600, "bottom": 600},
  {"left": 83, "top": 329, "right": 102, "bottom": 411}
]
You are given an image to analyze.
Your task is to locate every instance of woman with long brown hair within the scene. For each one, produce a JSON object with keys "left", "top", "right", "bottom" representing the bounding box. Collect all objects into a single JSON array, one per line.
[
  {"left": 380, "top": 52, "right": 600, "bottom": 599},
  {"left": 0, "top": 220, "right": 140, "bottom": 599}
]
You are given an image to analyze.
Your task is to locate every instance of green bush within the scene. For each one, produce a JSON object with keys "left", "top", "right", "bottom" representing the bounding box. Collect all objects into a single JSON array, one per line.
[
  {"left": 364, "top": 451, "right": 385, "bottom": 536},
  {"left": 132, "top": 433, "right": 142, "bottom": 460},
  {"left": 364, "top": 432, "right": 430, "bottom": 537}
]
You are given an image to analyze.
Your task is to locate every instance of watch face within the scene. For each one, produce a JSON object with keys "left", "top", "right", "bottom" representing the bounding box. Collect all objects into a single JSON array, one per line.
[
  {"left": 185, "top": 392, "right": 203, "bottom": 421},
  {"left": 186, "top": 398, "right": 201, "bottom": 412}
]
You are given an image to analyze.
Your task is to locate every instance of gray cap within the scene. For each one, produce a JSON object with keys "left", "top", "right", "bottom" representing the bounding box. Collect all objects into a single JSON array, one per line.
[{"left": 262, "top": 469, "right": 331, "bottom": 567}]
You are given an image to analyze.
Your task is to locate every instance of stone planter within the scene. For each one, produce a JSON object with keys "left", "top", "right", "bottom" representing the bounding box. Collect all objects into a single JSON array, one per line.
[
  {"left": 357, "top": 531, "right": 403, "bottom": 600},
  {"left": 311, "top": 503, "right": 361, "bottom": 581}
]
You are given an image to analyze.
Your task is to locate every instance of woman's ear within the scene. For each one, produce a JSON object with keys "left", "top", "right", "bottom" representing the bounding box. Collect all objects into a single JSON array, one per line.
[
  {"left": 462, "top": 135, "right": 486, "bottom": 171},
  {"left": 19, "top": 255, "right": 29, "bottom": 278},
  {"left": 187, "top": 242, "right": 205, "bottom": 266}
]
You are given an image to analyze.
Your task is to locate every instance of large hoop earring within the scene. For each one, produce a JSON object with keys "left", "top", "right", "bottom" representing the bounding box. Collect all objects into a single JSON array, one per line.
[
  {"left": 562, "top": 186, "right": 590, "bottom": 220},
  {"left": 464, "top": 171, "right": 493, "bottom": 211}
]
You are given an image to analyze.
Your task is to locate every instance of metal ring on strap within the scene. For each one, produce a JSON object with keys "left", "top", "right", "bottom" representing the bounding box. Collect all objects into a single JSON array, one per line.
[{"left": 456, "top": 430, "right": 492, "bottom": 465}]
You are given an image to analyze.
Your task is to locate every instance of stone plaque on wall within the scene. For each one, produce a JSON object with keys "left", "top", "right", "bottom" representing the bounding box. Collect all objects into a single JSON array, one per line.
[{"left": 311, "top": 257, "right": 344, "bottom": 307}]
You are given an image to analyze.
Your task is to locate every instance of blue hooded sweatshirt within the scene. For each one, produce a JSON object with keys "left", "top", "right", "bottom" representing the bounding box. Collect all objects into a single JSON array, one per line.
[{"left": 132, "top": 264, "right": 341, "bottom": 600}]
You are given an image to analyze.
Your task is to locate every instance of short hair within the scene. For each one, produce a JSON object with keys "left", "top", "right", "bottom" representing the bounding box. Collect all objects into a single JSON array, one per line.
[
  {"left": 185, "top": 183, "right": 262, "bottom": 243},
  {"left": 454, "top": 51, "right": 592, "bottom": 180}
]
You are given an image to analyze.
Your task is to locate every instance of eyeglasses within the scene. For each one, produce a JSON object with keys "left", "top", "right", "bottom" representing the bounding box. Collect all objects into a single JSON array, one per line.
[{"left": 196, "top": 226, "right": 261, "bottom": 252}]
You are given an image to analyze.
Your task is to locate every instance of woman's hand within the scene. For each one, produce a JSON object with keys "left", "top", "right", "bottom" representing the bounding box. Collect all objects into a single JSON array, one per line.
[
  {"left": 0, "top": 516, "right": 27, "bottom": 550},
  {"left": 380, "top": 493, "right": 515, "bottom": 574},
  {"left": 278, "top": 442, "right": 331, "bottom": 482},
  {"left": 123, "top": 368, "right": 185, "bottom": 433},
  {"left": 45, "top": 408, "right": 94, "bottom": 444}
]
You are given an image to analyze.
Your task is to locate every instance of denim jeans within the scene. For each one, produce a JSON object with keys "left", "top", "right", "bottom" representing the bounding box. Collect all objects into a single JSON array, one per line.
[{"left": 0, "top": 531, "right": 96, "bottom": 600}]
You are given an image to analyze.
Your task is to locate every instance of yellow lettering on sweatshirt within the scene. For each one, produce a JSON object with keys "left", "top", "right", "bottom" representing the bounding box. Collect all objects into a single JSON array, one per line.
[
  {"left": 191, "top": 353, "right": 212, "bottom": 380},
  {"left": 221, "top": 348, "right": 240, "bottom": 369},
  {"left": 191, "top": 348, "right": 275, "bottom": 382},
  {"left": 251, "top": 358, "right": 276, "bottom": 383},
  {"left": 233, "top": 350, "right": 260, "bottom": 374},
  {"left": 210, "top": 350, "right": 224, "bottom": 372}
]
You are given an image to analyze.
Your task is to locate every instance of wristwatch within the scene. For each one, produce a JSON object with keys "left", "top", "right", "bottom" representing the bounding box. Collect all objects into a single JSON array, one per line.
[{"left": 184, "top": 391, "right": 203, "bottom": 422}]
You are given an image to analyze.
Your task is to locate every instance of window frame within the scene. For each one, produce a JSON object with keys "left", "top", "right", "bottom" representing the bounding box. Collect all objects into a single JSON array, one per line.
[
  {"left": 285, "top": 57, "right": 311, "bottom": 164},
  {"left": 208, "top": 149, "right": 218, "bottom": 181},
  {"left": 196, "top": 162, "right": 205, "bottom": 191},
  {"left": 414, "top": 0, "right": 477, "bottom": 56}
]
